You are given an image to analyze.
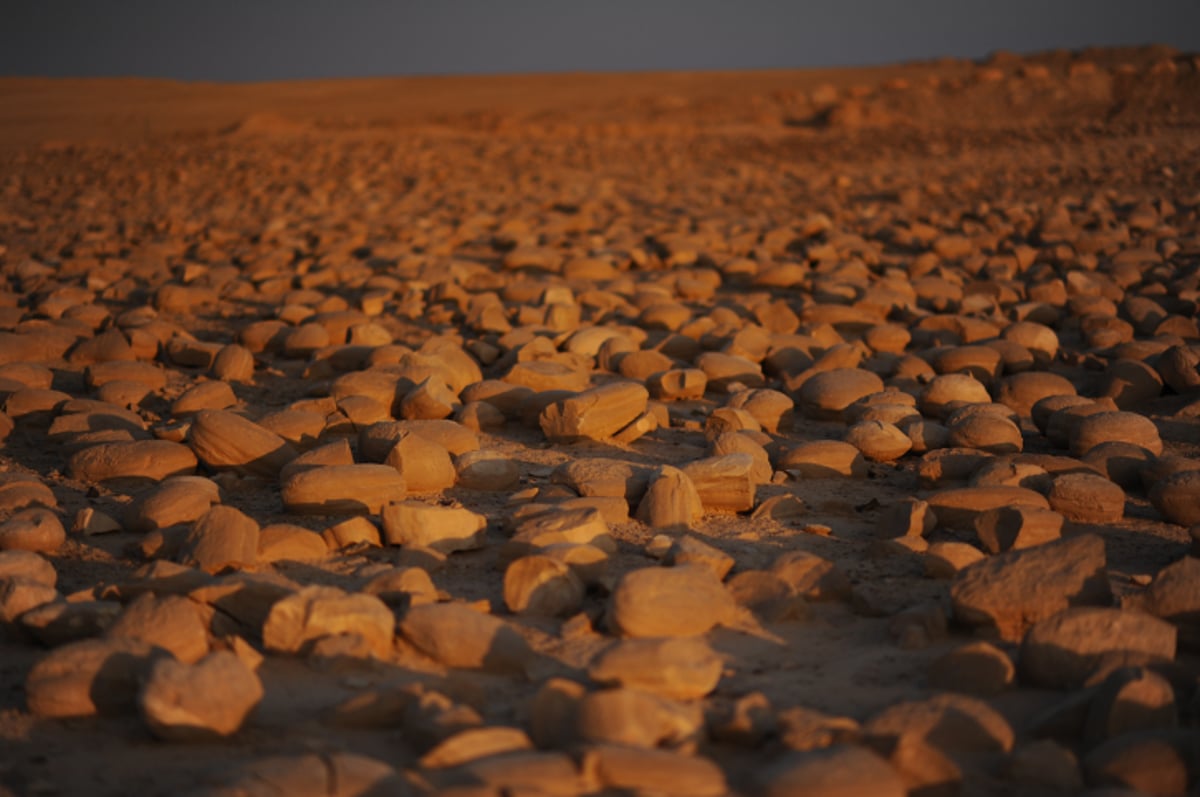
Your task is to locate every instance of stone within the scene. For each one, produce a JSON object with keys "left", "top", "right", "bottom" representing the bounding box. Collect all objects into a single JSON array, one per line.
[
  {"left": 1046, "top": 472, "right": 1126, "bottom": 523},
  {"left": 725, "top": 388, "right": 794, "bottom": 432},
  {"left": 1073, "top": 411, "right": 1163, "bottom": 457},
  {"left": 924, "top": 541, "right": 986, "bottom": 579},
  {"left": 950, "top": 534, "right": 1110, "bottom": 640},
  {"left": 25, "top": 637, "right": 159, "bottom": 718},
  {"left": 844, "top": 420, "right": 912, "bottom": 462},
  {"left": 778, "top": 440, "right": 867, "bottom": 478},
  {"left": 539, "top": 381, "right": 649, "bottom": 442},
  {"left": 682, "top": 453, "right": 757, "bottom": 512},
  {"left": 383, "top": 430, "right": 457, "bottom": 493},
  {"left": 140, "top": 651, "right": 263, "bottom": 741},
  {"left": 587, "top": 636, "right": 723, "bottom": 701},
  {"left": 728, "top": 570, "right": 807, "bottom": 622},
  {"left": 263, "top": 585, "right": 394, "bottom": 658},
  {"left": 879, "top": 497, "right": 936, "bottom": 538},
  {"left": 574, "top": 687, "right": 703, "bottom": 749},
  {"left": 208, "top": 753, "right": 402, "bottom": 797},
  {"left": 188, "top": 410, "right": 297, "bottom": 476},
  {"left": 68, "top": 440, "right": 197, "bottom": 484},
  {"left": 124, "top": 476, "right": 221, "bottom": 533},
  {"left": 1150, "top": 470, "right": 1200, "bottom": 526},
  {"left": 770, "top": 550, "right": 851, "bottom": 602},
  {"left": 281, "top": 464, "right": 407, "bottom": 515},
  {"left": 928, "top": 486, "right": 1050, "bottom": 531},
  {"left": 1083, "top": 729, "right": 1200, "bottom": 795},
  {"left": 760, "top": 746, "right": 906, "bottom": 797},
  {"left": 106, "top": 593, "right": 209, "bottom": 663},
  {"left": 503, "top": 555, "right": 585, "bottom": 617},
  {"left": 553, "top": 458, "right": 651, "bottom": 501},
  {"left": 0, "top": 508, "right": 65, "bottom": 553},
  {"left": 381, "top": 501, "right": 487, "bottom": 553},
  {"left": 584, "top": 746, "right": 727, "bottom": 797},
  {"left": 1008, "top": 740, "right": 1083, "bottom": 793},
  {"left": 607, "top": 565, "right": 738, "bottom": 638},
  {"left": 864, "top": 692, "right": 1015, "bottom": 754},
  {"left": 362, "top": 567, "right": 438, "bottom": 607},
  {"left": 0, "top": 550, "right": 56, "bottom": 587},
  {"left": 399, "top": 375, "right": 459, "bottom": 421},
  {"left": 1019, "top": 607, "right": 1177, "bottom": 689},
  {"left": 1085, "top": 667, "right": 1178, "bottom": 746},
  {"left": 995, "top": 371, "right": 1076, "bottom": 416},
  {"left": 211, "top": 343, "right": 255, "bottom": 382},
  {"left": 974, "top": 506, "right": 1064, "bottom": 553},
  {"left": 797, "top": 368, "right": 885, "bottom": 421},
  {"left": 635, "top": 466, "right": 704, "bottom": 531},
  {"left": 419, "top": 726, "right": 534, "bottom": 769},
  {"left": 920, "top": 373, "right": 991, "bottom": 418},
  {"left": 0, "top": 576, "right": 58, "bottom": 626},
  {"left": 398, "top": 602, "right": 533, "bottom": 674},
  {"left": 257, "top": 523, "right": 328, "bottom": 562},
  {"left": 171, "top": 380, "right": 237, "bottom": 416},
  {"left": 323, "top": 516, "right": 382, "bottom": 549},
  {"left": 455, "top": 450, "right": 520, "bottom": 491},
  {"left": 1128, "top": 556, "right": 1200, "bottom": 648},
  {"left": 177, "top": 505, "right": 260, "bottom": 574},
  {"left": 664, "top": 534, "right": 735, "bottom": 580},
  {"left": 947, "top": 413, "right": 1024, "bottom": 454},
  {"left": 927, "top": 641, "right": 1014, "bottom": 696}
]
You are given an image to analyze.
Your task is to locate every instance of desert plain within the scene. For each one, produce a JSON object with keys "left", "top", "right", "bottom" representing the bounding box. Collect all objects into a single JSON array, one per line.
[{"left": 1, "top": 45, "right": 1200, "bottom": 796}]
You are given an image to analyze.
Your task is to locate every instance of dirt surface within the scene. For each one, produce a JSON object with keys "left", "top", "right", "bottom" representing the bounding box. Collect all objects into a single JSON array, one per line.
[{"left": 1, "top": 45, "right": 1200, "bottom": 796}]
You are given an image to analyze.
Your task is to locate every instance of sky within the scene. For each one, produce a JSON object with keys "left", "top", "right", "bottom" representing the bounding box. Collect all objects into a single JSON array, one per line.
[{"left": 3, "top": 0, "right": 1199, "bottom": 82}]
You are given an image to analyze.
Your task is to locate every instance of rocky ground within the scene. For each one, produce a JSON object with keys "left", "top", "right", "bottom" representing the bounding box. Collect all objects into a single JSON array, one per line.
[{"left": 1, "top": 45, "right": 1200, "bottom": 797}]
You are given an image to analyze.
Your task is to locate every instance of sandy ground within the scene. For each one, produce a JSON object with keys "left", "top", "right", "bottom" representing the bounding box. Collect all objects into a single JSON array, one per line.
[{"left": 1, "top": 45, "right": 1199, "bottom": 796}]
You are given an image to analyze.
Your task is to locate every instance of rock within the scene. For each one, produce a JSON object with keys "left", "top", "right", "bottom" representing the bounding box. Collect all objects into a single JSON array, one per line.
[
  {"left": 778, "top": 440, "right": 867, "bottom": 478},
  {"left": 257, "top": 523, "right": 328, "bottom": 562},
  {"left": 974, "top": 506, "right": 1063, "bottom": 553},
  {"left": 682, "top": 453, "right": 757, "bottom": 512},
  {"left": 1047, "top": 472, "right": 1126, "bottom": 523},
  {"left": 207, "top": 753, "right": 402, "bottom": 797},
  {"left": 770, "top": 550, "right": 851, "bottom": 602},
  {"left": 540, "top": 381, "right": 649, "bottom": 442},
  {"left": 1129, "top": 556, "right": 1200, "bottom": 648},
  {"left": 728, "top": 570, "right": 806, "bottom": 622},
  {"left": 995, "top": 371, "right": 1076, "bottom": 416},
  {"left": 171, "top": 380, "right": 237, "bottom": 416},
  {"left": 947, "top": 413, "right": 1024, "bottom": 454},
  {"left": 1073, "top": 411, "right": 1163, "bottom": 457},
  {"left": 419, "top": 726, "right": 533, "bottom": 768},
  {"left": 188, "top": 409, "right": 297, "bottom": 476},
  {"left": 588, "top": 636, "right": 723, "bottom": 700},
  {"left": 0, "top": 550, "right": 56, "bottom": 587},
  {"left": 20, "top": 598, "right": 121, "bottom": 646},
  {"left": 125, "top": 476, "right": 221, "bottom": 533},
  {"left": 0, "top": 508, "right": 65, "bottom": 553},
  {"left": 584, "top": 745, "right": 727, "bottom": 797},
  {"left": 0, "top": 576, "right": 58, "bottom": 626},
  {"left": 664, "top": 535, "right": 734, "bottom": 580},
  {"left": 455, "top": 450, "right": 520, "bottom": 491},
  {"left": 398, "top": 602, "right": 532, "bottom": 675},
  {"left": 553, "top": 458, "right": 651, "bottom": 501},
  {"left": 362, "top": 567, "right": 438, "bottom": 607},
  {"left": 928, "top": 486, "right": 1050, "bottom": 531},
  {"left": 1019, "top": 608, "right": 1177, "bottom": 688},
  {"left": 928, "top": 641, "right": 1014, "bottom": 696},
  {"left": 696, "top": 352, "right": 764, "bottom": 391},
  {"left": 281, "top": 464, "right": 406, "bottom": 515},
  {"left": 635, "top": 466, "right": 704, "bottom": 531},
  {"left": 1008, "top": 740, "right": 1084, "bottom": 793},
  {"left": 383, "top": 430, "right": 457, "bottom": 493},
  {"left": 107, "top": 593, "right": 209, "bottom": 663},
  {"left": 726, "top": 388, "right": 794, "bottom": 432},
  {"left": 844, "top": 420, "right": 912, "bottom": 462},
  {"left": 647, "top": 368, "right": 707, "bottom": 400},
  {"left": 760, "top": 745, "right": 906, "bottom": 797},
  {"left": 1085, "top": 667, "right": 1178, "bottom": 746},
  {"left": 25, "top": 637, "right": 159, "bottom": 718},
  {"left": 399, "top": 375, "right": 459, "bottom": 420},
  {"left": 864, "top": 692, "right": 1015, "bottom": 754},
  {"left": 879, "top": 498, "right": 937, "bottom": 538},
  {"left": 178, "top": 505, "right": 259, "bottom": 574},
  {"left": 139, "top": 651, "right": 263, "bottom": 741},
  {"left": 924, "top": 541, "right": 986, "bottom": 579},
  {"left": 211, "top": 343, "right": 255, "bottom": 382},
  {"left": 1083, "top": 729, "right": 1200, "bottom": 795},
  {"left": 263, "top": 586, "right": 394, "bottom": 658},
  {"left": 920, "top": 373, "right": 991, "bottom": 418},
  {"left": 68, "top": 440, "right": 197, "bottom": 484},
  {"left": 381, "top": 501, "right": 487, "bottom": 553},
  {"left": 323, "top": 516, "right": 382, "bottom": 549},
  {"left": 950, "top": 534, "right": 1110, "bottom": 640},
  {"left": 503, "top": 555, "right": 585, "bottom": 617},
  {"left": 607, "top": 565, "right": 738, "bottom": 638},
  {"left": 574, "top": 687, "right": 703, "bottom": 749},
  {"left": 1150, "top": 470, "right": 1200, "bottom": 526},
  {"left": 797, "top": 368, "right": 885, "bottom": 421}
]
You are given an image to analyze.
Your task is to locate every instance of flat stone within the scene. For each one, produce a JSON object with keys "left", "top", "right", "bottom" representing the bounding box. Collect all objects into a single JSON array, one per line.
[
  {"left": 381, "top": 501, "right": 487, "bottom": 553},
  {"left": 1020, "top": 607, "right": 1177, "bottom": 689},
  {"left": 281, "top": 464, "right": 406, "bottom": 515},
  {"left": 140, "top": 651, "right": 263, "bottom": 741}
]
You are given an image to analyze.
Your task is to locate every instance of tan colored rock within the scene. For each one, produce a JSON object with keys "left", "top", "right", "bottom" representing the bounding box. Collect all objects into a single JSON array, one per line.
[
  {"left": 398, "top": 602, "right": 532, "bottom": 674},
  {"left": 924, "top": 541, "right": 986, "bottom": 579},
  {"left": 574, "top": 687, "right": 703, "bottom": 749},
  {"left": 0, "top": 576, "right": 58, "bottom": 626},
  {"left": 419, "top": 726, "right": 534, "bottom": 769},
  {"left": 188, "top": 410, "right": 296, "bottom": 476},
  {"left": 362, "top": 566, "right": 438, "bottom": 607},
  {"left": 257, "top": 523, "right": 328, "bottom": 562},
  {"left": 381, "top": 501, "right": 487, "bottom": 553},
  {"left": 1085, "top": 667, "right": 1177, "bottom": 746},
  {"left": 0, "top": 508, "right": 65, "bottom": 554},
  {"left": 664, "top": 534, "right": 734, "bottom": 580},
  {"left": 879, "top": 497, "right": 936, "bottom": 538},
  {"left": 505, "top": 360, "right": 590, "bottom": 392},
  {"left": 608, "top": 565, "right": 738, "bottom": 638},
  {"left": 171, "top": 380, "right": 237, "bottom": 417},
  {"left": 107, "top": 593, "right": 209, "bottom": 663},
  {"left": 553, "top": 458, "right": 651, "bottom": 500},
  {"left": 760, "top": 746, "right": 906, "bottom": 797},
  {"left": 25, "top": 637, "right": 159, "bottom": 718},
  {"left": 263, "top": 585, "right": 394, "bottom": 658},
  {"left": 778, "top": 439, "right": 867, "bottom": 478},
  {"left": 770, "top": 550, "right": 851, "bottom": 602},
  {"left": 383, "top": 430, "right": 456, "bottom": 493},
  {"left": 726, "top": 388, "right": 794, "bottom": 433},
  {"left": 797, "top": 368, "right": 885, "bottom": 421},
  {"left": 322, "top": 516, "right": 382, "bottom": 549},
  {"left": 399, "top": 375, "right": 459, "bottom": 421},
  {"left": 1072, "top": 411, "right": 1163, "bottom": 457},
  {"left": 647, "top": 368, "right": 707, "bottom": 400},
  {"left": 951, "top": 534, "right": 1110, "bottom": 640},
  {"left": 947, "top": 413, "right": 1023, "bottom": 454},
  {"left": 588, "top": 636, "right": 722, "bottom": 700},
  {"left": 125, "top": 476, "right": 221, "bottom": 533},
  {"left": 682, "top": 453, "right": 757, "bottom": 512},
  {"left": 1021, "top": 607, "right": 1176, "bottom": 690},
  {"left": 865, "top": 692, "right": 1014, "bottom": 754},
  {"left": 211, "top": 343, "right": 254, "bottom": 382},
  {"left": 178, "top": 506, "right": 259, "bottom": 574},
  {"left": 995, "top": 371, "right": 1076, "bottom": 416},
  {"left": 455, "top": 450, "right": 520, "bottom": 491},
  {"left": 919, "top": 373, "right": 991, "bottom": 418},
  {"left": 584, "top": 745, "right": 727, "bottom": 797},
  {"left": 68, "top": 440, "right": 197, "bottom": 484},
  {"left": 540, "top": 381, "right": 649, "bottom": 442},
  {"left": 503, "top": 555, "right": 585, "bottom": 617},
  {"left": 139, "top": 651, "right": 263, "bottom": 741},
  {"left": 928, "top": 641, "right": 1014, "bottom": 696},
  {"left": 635, "top": 466, "right": 704, "bottom": 531},
  {"left": 1046, "top": 472, "right": 1125, "bottom": 523},
  {"left": 1149, "top": 469, "right": 1200, "bottom": 526},
  {"left": 928, "top": 486, "right": 1050, "bottom": 530},
  {"left": 0, "top": 549, "right": 56, "bottom": 587},
  {"left": 975, "top": 506, "right": 1064, "bottom": 553},
  {"left": 281, "top": 464, "right": 406, "bottom": 515},
  {"left": 844, "top": 420, "right": 912, "bottom": 462}
]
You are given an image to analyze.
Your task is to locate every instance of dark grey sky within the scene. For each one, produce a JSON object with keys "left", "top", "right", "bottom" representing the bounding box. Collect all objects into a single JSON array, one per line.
[{"left": 4, "top": 0, "right": 1199, "bottom": 82}]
